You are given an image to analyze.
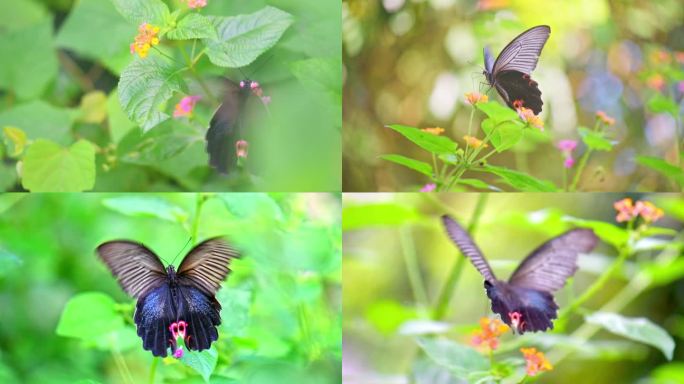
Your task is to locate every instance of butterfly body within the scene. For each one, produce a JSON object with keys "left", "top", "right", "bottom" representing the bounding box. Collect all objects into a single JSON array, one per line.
[
  {"left": 441, "top": 215, "right": 598, "bottom": 333},
  {"left": 483, "top": 25, "right": 550, "bottom": 115},
  {"left": 97, "top": 238, "right": 239, "bottom": 357}
]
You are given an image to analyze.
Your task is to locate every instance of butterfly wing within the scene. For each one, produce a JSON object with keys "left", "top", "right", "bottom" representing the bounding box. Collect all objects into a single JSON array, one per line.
[
  {"left": 176, "top": 285, "right": 222, "bottom": 352},
  {"left": 441, "top": 215, "right": 497, "bottom": 282},
  {"left": 494, "top": 71, "right": 543, "bottom": 114},
  {"left": 134, "top": 283, "right": 176, "bottom": 356},
  {"left": 97, "top": 241, "right": 167, "bottom": 298},
  {"left": 508, "top": 229, "right": 598, "bottom": 292},
  {"left": 492, "top": 25, "right": 550, "bottom": 75},
  {"left": 206, "top": 79, "right": 249, "bottom": 173},
  {"left": 176, "top": 237, "right": 240, "bottom": 297}
]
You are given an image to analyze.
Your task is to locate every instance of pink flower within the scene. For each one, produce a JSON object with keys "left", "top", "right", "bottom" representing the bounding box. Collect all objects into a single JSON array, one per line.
[
  {"left": 564, "top": 157, "right": 575, "bottom": 168},
  {"left": 465, "top": 92, "right": 488, "bottom": 105},
  {"left": 614, "top": 198, "right": 636, "bottom": 223},
  {"left": 556, "top": 139, "right": 577, "bottom": 168},
  {"left": 634, "top": 201, "right": 664, "bottom": 223},
  {"left": 596, "top": 111, "right": 616, "bottom": 126},
  {"left": 186, "top": 0, "right": 207, "bottom": 9},
  {"left": 241, "top": 80, "right": 271, "bottom": 105},
  {"left": 236, "top": 140, "right": 248, "bottom": 159},
  {"left": 520, "top": 348, "right": 553, "bottom": 376},
  {"left": 173, "top": 95, "right": 201, "bottom": 118},
  {"left": 169, "top": 320, "right": 188, "bottom": 359},
  {"left": 420, "top": 183, "right": 436, "bottom": 192},
  {"left": 470, "top": 317, "right": 509, "bottom": 350},
  {"left": 173, "top": 347, "right": 184, "bottom": 358}
]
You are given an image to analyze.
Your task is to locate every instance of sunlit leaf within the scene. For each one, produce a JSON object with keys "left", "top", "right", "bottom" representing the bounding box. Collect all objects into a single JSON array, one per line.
[
  {"left": 636, "top": 156, "right": 684, "bottom": 186},
  {"left": 56, "top": 292, "right": 124, "bottom": 340},
  {"left": 22, "top": 139, "right": 96, "bottom": 192},
  {"left": 180, "top": 346, "right": 218, "bottom": 383},
  {"left": 386, "top": 125, "right": 458, "bottom": 155},
  {"left": 78, "top": 91, "right": 108, "bottom": 124},
  {"left": 111, "top": 0, "right": 170, "bottom": 26},
  {"left": 579, "top": 127, "right": 613, "bottom": 151},
  {"left": 102, "top": 196, "right": 188, "bottom": 222},
  {"left": 366, "top": 300, "right": 416, "bottom": 335},
  {"left": 167, "top": 13, "right": 217, "bottom": 40},
  {"left": 475, "top": 101, "right": 519, "bottom": 123},
  {"left": 343, "top": 203, "right": 421, "bottom": 230},
  {"left": 204, "top": 7, "right": 293, "bottom": 68},
  {"left": 219, "top": 193, "right": 284, "bottom": 221},
  {"left": 647, "top": 94, "right": 679, "bottom": 116},
  {"left": 478, "top": 165, "right": 558, "bottom": 192},
  {"left": 481, "top": 118, "right": 523, "bottom": 152},
  {"left": 585, "top": 312, "right": 674, "bottom": 360},
  {"left": 380, "top": 154, "right": 433, "bottom": 177},
  {"left": 416, "top": 338, "right": 489, "bottom": 378},
  {"left": 2, "top": 126, "right": 27, "bottom": 157}
]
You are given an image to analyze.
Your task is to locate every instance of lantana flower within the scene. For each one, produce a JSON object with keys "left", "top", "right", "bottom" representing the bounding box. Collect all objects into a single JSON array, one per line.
[
  {"left": 421, "top": 127, "right": 445, "bottom": 135},
  {"left": 420, "top": 183, "right": 436, "bottom": 192},
  {"left": 130, "top": 23, "right": 160, "bottom": 58},
  {"left": 186, "top": 0, "right": 207, "bottom": 9},
  {"left": 169, "top": 320, "right": 188, "bottom": 359},
  {"left": 520, "top": 347, "right": 553, "bottom": 376},
  {"left": 596, "top": 111, "right": 615, "bottom": 126},
  {"left": 241, "top": 80, "right": 271, "bottom": 105},
  {"left": 463, "top": 135, "right": 488, "bottom": 149},
  {"left": 646, "top": 74, "right": 665, "bottom": 91},
  {"left": 556, "top": 139, "right": 577, "bottom": 168},
  {"left": 470, "top": 317, "right": 509, "bottom": 350},
  {"left": 634, "top": 200, "right": 664, "bottom": 223},
  {"left": 236, "top": 140, "right": 249, "bottom": 159},
  {"left": 173, "top": 95, "right": 201, "bottom": 118},
  {"left": 465, "top": 92, "right": 488, "bottom": 105},
  {"left": 613, "top": 198, "right": 664, "bottom": 224},
  {"left": 515, "top": 104, "right": 544, "bottom": 130}
]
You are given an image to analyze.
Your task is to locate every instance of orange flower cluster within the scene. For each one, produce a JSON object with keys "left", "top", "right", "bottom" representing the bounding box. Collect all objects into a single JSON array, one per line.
[
  {"left": 515, "top": 106, "right": 543, "bottom": 129},
  {"left": 614, "top": 198, "right": 664, "bottom": 223},
  {"left": 470, "top": 317, "right": 509, "bottom": 350},
  {"left": 520, "top": 347, "right": 553, "bottom": 376},
  {"left": 465, "top": 92, "right": 488, "bottom": 105},
  {"left": 421, "top": 127, "right": 445, "bottom": 135},
  {"left": 596, "top": 110, "right": 615, "bottom": 126},
  {"left": 130, "top": 23, "right": 160, "bottom": 58},
  {"left": 463, "top": 135, "right": 488, "bottom": 149}
]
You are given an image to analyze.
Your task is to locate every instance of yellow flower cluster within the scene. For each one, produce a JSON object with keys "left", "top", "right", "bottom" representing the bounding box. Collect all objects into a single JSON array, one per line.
[{"left": 130, "top": 23, "right": 160, "bottom": 58}]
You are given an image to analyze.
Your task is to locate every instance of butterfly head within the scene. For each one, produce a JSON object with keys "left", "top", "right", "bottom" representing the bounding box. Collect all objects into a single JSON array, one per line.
[
  {"left": 166, "top": 265, "right": 177, "bottom": 279},
  {"left": 508, "top": 311, "right": 525, "bottom": 334}
]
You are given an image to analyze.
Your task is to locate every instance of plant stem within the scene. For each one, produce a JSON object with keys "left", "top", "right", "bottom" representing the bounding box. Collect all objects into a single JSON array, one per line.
[
  {"left": 568, "top": 148, "right": 592, "bottom": 192},
  {"left": 563, "top": 166, "right": 568, "bottom": 192},
  {"left": 190, "top": 194, "right": 206, "bottom": 245},
  {"left": 400, "top": 226, "right": 429, "bottom": 309},
  {"left": 148, "top": 357, "right": 159, "bottom": 384},
  {"left": 111, "top": 346, "right": 134, "bottom": 384},
  {"left": 431, "top": 194, "right": 489, "bottom": 320}
]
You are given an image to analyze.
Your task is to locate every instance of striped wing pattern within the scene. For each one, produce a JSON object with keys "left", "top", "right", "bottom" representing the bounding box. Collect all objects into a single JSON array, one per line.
[
  {"left": 508, "top": 229, "right": 598, "bottom": 292},
  {"left": 441, "top": 215, "right": 497, "bottom": 282},
  {"left": 97, "top": 241, "right": 167, "bottom": 298},
  {"left": 177, "top": 237, "right": 241, "bottom": 297},
  {"left": 492, "top": 25, "right": 550, "bottom": 75}
]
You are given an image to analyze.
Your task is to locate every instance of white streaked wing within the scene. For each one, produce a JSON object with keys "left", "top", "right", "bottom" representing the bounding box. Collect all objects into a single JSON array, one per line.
[
  {"left": 176, "top": 237, "right": 240, "bottom": 296},
  {"left": 441, "top": 215, "right": 497, "bottom": 282},
  {"left": 97, "top": 241, "right": 167, "bottom": 298},
  {"left": 492, "top": 25, "right": 550, "bottom": 75},
  {"left": 508, "top": 229, "right": 598, "bottom": 292}
]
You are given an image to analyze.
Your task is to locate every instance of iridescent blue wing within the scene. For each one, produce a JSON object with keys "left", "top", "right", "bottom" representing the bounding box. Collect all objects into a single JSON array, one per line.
[
  {"left": 177, "top": 285, "right": 221, "bottom": 352},
  {"left": 134, "top": 284, "right": 175, "bottom": 357},
  {"left": 508, "top": 229, "right": 598, "bottom": 292},
  {"left": 441, "top": 215, "right": 497, "bottom": 282}
]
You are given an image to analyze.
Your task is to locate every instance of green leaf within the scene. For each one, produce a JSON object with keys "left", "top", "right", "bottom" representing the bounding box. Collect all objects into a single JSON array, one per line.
[
  {"left": 416, "top": 338, "right": 489, "bottom": 377},
  {"left": 0, "top": 0, "right": 48, "bottom": 31},
  {"left": 110, "top": 0, "right": 170, "bottom": 26},
  {"left": 481, "top": 118, "right": 523, "bottom": 152},
  {"left": 118, "top": 56, "right": 183, "bottom": 132},
  {"left": 218, "top": 193, "right": 284, "bottom": 221},
  {"left": 457, "top": 178, "right": 496, "bottom": 191},
  {"left": 637, "top": 156, "right": 684, "bottom": 186},
  {"left": 22, "top": 139, "right": 96, "bottom": 192},
  {"left": 380, "top": 154, "right": 433, "bottom": 177},
  {"left": 167, "top": 13, "right": 217, "bottom": 40},
  {"left": 78, "top": 91, "right": 108, "bottom": 124},
  {"left": 2, "top": 126, "right": 27, "bottom": 157},
  {"left": 0, "top": 17, "right": 58, "bottom": 100},
  {"left": 579, "top": 127, "right": 613, "bottom": 151},
  {"left": 56, "top": 0, "right": 134, "bottom": 74},
  {"left": 0, "top": 100, "right": 75, "bottom": 146},
  {"left": 180, "top": 346, "right": 218, "bottom": 383},
  {"left": 204, "top": 7, "right": 294, "bottom": 68},
  {"left": 562, "top": 217, "right": 628, "bottom": 248},
  {"left": 217, "top": 289, "right": 252, "bottom": 337},
  {"left": 0, "top": 247, "right": 22, "bottom": 277},
  {"left": 647, "top": 94, "right": 679, "bottom": 116},
  {"left": 289, "top": 57, "right": 341, "bottom": 100},
  {"left": 585, "top": 312, "right": 675, "bottom": 360},
  {"left": 478, "top": 165, "right": 558, "bottom": 192},
  {"left": 366, "top": 300, "right": 416, "bottom": 335},
  {"left": 386, "top": 125, "right": 457, "bottom": 155},
  {"left": 343, "top": 203, "right": 421, "bottom": 230},
  {"left": 107, "top": 89, "right": 136, "bottom": 143},
  {"left": 102, "top": 196, "right": 188, "bottom": 223},
  {"left": 56, "top": 292, "right": 123, "bottom": 340},
  {"left": 639, "top": 257, "right": 684, "bottom": 286},
  {"left": 475, "top": 101, "right": 519, "bottom": 123}
]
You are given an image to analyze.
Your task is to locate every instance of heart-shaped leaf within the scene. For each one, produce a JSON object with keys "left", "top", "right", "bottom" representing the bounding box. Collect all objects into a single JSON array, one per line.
[{"left": 22, "top": 139, "right": 96, "bottom": 192}]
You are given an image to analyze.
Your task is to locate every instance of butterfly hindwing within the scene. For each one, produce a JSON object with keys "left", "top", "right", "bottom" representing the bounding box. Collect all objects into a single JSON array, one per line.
[
  {"left": 494, "top": 71, "right": 543, "bottom": 114},
  {"left": 206, "top": 80, "right": 250, "bottom": 173},
  {"left": 97, "top": 241, "right": 167, "bottom": 299},
  {"left": 177, "top": 285, "right": 221, "bottom": 351},
  {"left": 134, "top": 283, "right": 175, "bottom": 357},
  {"left": 441, "top": 215, "right": 497, "bottom": 282}
]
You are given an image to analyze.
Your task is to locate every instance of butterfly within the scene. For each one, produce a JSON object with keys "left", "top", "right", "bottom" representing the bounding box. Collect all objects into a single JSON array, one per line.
[
  {"left": 483, "top": 25, "right": 550, "bottom": 115},
  {"left": 97, "top": 237, "right": 240, "bottom": 357},
  {"left": 441, "top": 215, "right": 598, "bottom": 333},
  {"left": 206, "top": 79, "right": 269, "bottom": 174}
]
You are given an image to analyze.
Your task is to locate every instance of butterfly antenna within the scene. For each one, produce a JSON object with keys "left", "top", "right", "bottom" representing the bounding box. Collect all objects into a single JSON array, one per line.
[
  {"left": 248, "top": 54, "right": 274, "bottom": 78},
  {"left": 170, "top": 237, "right": 192, "bottom": 266}
]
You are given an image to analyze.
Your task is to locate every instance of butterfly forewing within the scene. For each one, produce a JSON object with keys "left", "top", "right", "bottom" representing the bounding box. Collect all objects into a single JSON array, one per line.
[
  {"left": 508, "top": 229, "right": 598, "bottom": 292},
  {"left": 97, "top": 241, "right": 167, "bottom": 298},
  {"left": 441, "top": 215, "right": 497, "bottom": 282},
  {"left": 492, "top": 25, "right": 550, "bottom": 75},
  {"left": 177, "top": 237, "right": 240, "bottom": 297}
]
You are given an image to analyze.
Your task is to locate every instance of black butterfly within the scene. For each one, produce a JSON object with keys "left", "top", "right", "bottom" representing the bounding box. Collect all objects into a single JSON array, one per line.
[
  {"left": 206, "top": 79, "right": 264, "bottom": 174},
  {"left": 441, "top": 215, "right": 597, "bottom": 333},
  {"left": 483, "top": 25, "right": 550, "bottom": 115},
  {"left": 97, "top": 238, "right": 240, "bottom": 357}
]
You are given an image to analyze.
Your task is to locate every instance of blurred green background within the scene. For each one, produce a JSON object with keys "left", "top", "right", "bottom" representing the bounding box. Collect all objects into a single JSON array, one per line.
[
  {"left": 0, "top": 0, "right": 341, "bottom": 192},
  {"left": 343, "top": 193, "right": 684, "bottom": 383},
  {"left": 0, "top": 193, "right": 341, "bottom": 383},
  {"left": 343, "top": 0, "right": 684, "bottom": 191}
]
